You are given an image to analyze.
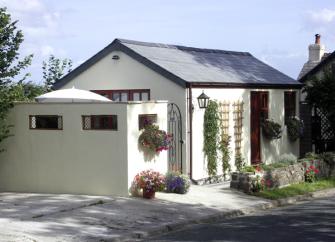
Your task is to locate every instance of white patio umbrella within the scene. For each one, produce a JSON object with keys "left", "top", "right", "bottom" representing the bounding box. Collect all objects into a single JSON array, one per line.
[{"left": 35, "top": 87, "right": 111, "bottom": 103}]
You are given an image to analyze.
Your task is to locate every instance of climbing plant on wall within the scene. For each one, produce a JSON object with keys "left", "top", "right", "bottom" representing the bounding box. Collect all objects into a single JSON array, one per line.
[
  {"left": 218, "top": 101, "right": 231, "bottom": 178},
  {"left": 203, "top": 100, "right": 219, "bottom": 176}
]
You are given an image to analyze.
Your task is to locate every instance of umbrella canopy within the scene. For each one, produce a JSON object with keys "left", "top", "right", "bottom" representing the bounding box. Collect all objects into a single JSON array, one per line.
[{"left": 35, "top": 88, "right": 111, "bottom": 103}]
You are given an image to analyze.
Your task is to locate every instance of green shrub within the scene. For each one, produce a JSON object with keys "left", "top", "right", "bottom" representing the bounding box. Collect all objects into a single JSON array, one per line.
[
  {"left": 241, "top": 166, "right": 255, "bottom": 173},
  {"left": 261, "top": 119, "right": 282, "bottom": 140},
  {"left": 286, "top": 117, "right": 303, "bottom": 141},
  {"left": 278, "top": 153, "right": 297, "bottom": 165}
]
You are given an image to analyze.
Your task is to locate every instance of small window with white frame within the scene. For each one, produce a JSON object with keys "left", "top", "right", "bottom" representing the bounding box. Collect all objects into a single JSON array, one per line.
[{"left": 29, "top": 115, "right": 63, "bottom": 130}]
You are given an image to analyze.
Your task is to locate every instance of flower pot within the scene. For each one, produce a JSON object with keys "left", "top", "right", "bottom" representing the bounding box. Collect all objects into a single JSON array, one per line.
[{"left": 143, "top": 189, "right": 155, "bottom": 199}]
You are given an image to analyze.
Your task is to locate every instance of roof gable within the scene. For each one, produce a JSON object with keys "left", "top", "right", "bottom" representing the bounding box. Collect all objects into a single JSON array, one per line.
[{"left": 54, "top": 38, "right": 301, "bottom": 89}]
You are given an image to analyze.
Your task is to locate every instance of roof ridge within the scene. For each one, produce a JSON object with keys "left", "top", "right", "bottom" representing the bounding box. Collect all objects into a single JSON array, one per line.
[{"left": 116, "top": 38, "right": 251, "bottom": 56}]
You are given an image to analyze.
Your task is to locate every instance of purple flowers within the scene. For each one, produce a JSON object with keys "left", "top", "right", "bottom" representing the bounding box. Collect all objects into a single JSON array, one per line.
[{"left": 165, "top": 172, "right": 191, "bottom": 194}]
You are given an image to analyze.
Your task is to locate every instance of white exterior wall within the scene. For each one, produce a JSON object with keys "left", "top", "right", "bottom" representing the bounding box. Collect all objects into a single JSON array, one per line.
[
  {"left": 127, "top": 102, "right": 168, "bottom": 188},
  {"left": 191, "top": 88, "right": 300, "bottom": 180},
  {"left": 61, "top": 51, "right": 188, "bottom": 173},
  {"left": 0, "top": 102, "right": 168, "bottom": 196}
]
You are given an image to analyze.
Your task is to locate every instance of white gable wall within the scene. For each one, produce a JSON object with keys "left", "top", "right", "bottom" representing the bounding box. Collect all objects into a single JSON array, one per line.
[{"left": 61, "top": 51, "right": 188, "bottom": 174}]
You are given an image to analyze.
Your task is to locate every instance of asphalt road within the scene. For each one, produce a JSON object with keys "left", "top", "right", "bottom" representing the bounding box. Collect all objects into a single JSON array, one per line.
[{"left": 144, "top": 195, "right": 335, "bottom": 242}]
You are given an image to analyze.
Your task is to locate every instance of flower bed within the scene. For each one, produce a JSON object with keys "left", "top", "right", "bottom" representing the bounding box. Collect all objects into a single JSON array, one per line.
[{"left": 230, "top": 158, "right": 332, "bottom": 194}]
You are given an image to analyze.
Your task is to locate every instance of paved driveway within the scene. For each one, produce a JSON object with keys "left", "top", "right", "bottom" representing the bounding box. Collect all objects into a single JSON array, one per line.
[{"left": 0, "top": 183, "right": 271, "bottom": 241}]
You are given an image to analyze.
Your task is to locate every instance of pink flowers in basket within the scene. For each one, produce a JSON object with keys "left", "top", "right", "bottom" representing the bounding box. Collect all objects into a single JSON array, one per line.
[
  {"left": 138, "top": 123, "right": 172, "bottom": 154},
  {"left": 130, "top": 170, "right": 166, "bottom": 198}
]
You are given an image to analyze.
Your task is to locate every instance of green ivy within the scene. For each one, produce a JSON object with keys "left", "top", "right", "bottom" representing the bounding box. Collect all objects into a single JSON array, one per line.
[
  {"left": 235, "top": 152, "right": 245, "bottom": 172},
  {"left": 203, "top": 100, "right": 219, "bottom": 176},
  {"left": 219, "top": 133, "right": 231, "bottom": 178}
]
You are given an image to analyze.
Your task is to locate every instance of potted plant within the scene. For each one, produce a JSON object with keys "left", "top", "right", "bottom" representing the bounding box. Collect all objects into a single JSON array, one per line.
[
  {"left": 261, "top": 119, "right": 282, "bottom": 140},
  {"left": 286, "top": 116, "right": 303, "bottom": 141},
  {"left": 165, "top": 172, "right": 191, "bottom": 194},
  {"left": 131, "top": 170, "right": 165, "bottom": 199},
  {"left": 138, "top": 123, "right": 172, "bottom": 155}
]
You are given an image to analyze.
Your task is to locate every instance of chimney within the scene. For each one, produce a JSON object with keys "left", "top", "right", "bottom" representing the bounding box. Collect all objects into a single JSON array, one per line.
[
  {"left": 308, "top": 33, "right": 325, "bottom": 62},
  {"left": 315, "top": 34, "right": 321, "bottom": 44}
]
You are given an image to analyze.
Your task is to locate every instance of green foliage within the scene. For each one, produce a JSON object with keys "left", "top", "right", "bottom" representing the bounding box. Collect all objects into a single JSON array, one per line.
[
  {"left": 260, "top": 162, "right": 291, "bottom": 171},
  {"left": 235, "top": 152, "right": 245, "bottom": 172},
  {"left": 0, "top": 7, "right": 32, "bottom": 151},
  {"left": 219, "top": 133, "right": 231, "bottom": 177},
  {"left": 278, "top": 153, "right": 297, "bottom": 164},
  {"left": 9, "top": 82, "right": 44, "bottom": 101},
  {"left": 241, "top": 165, "right": 255, "bottom": 173},
  {"left": 261, "top": 119, "right": 282, "bottom": 139},
  {"left": 286, "top": 117, "right": 303, "bottom": 141},
  {"left": 43, "top": 55, "right": 72, "bottom": 91},
  {"left": 203, "top": 100, "right": 219, "bottom": 176},
  {"left": 304, "top": 68, "right": 335, "bottom": 134},
  {"left": 255, "top": 178, "right": 335, "bottom": 200}
]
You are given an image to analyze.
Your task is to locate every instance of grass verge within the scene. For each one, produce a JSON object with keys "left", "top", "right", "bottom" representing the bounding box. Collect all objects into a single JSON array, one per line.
[{"left": 255, "top": 178, "right": 335, "bottom": 200}]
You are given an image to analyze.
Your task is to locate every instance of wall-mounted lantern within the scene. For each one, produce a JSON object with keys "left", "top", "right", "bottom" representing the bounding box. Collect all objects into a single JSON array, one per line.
[{"left": 197, "top": 91, "right": 210, "bottom": 109}]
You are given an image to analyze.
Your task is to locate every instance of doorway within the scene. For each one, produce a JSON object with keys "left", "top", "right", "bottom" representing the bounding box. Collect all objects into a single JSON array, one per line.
[{"left": 250, "top": 91, "right": 268, "bottom": 164}]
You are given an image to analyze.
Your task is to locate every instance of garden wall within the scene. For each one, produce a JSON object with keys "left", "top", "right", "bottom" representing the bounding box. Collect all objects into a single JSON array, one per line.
[
  {"left": 0, "top": 101, "right": 168, "bottom": 196},
  {"left": 230, "top": 160, "right": 332, "bottom": 193}
]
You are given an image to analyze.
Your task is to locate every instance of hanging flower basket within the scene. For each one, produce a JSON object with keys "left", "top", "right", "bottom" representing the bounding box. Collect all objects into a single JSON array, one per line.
[
  {"left": 287, "top": 116, "right": 304, "bottom": 141},
  {"left": 138, "top": 123, "right": 172, "bottom": 154},
  {"left": 261, "top": 119, "right": 282, "bottom": 140}
]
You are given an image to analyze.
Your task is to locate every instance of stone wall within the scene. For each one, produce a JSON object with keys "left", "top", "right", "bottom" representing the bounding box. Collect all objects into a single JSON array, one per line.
[{"left": 230, "top": 160, "right": 333, "bottom": 193}]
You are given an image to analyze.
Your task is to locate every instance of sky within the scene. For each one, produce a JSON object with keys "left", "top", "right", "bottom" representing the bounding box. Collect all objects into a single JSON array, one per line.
[{"left": 1, "top": 0, "right": 335, "bottom": 84}]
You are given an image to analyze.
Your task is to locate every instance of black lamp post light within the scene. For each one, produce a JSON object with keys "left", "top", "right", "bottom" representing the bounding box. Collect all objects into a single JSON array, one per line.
[{"left": 197, "top": 91, "right": 210, "bottom": 109}]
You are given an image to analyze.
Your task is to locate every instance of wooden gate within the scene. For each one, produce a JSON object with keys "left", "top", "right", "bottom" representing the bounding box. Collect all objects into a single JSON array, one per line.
[{"left": 168, "top": 103, "right": 183, "bottom": 172}]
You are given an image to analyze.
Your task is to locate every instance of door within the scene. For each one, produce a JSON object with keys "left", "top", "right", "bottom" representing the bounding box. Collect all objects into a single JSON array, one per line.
[
  {"left": 168, "top": 103, "right": 183, "bottom": 172},
  {"left": 250, "top": 92, "right": 261, "bottom": 164}
]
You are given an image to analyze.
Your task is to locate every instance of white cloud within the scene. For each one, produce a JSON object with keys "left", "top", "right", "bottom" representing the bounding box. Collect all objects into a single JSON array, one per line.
[
  {"left": 41, "top": 45, "right": 55, "bottom": 57},
  {"left": 307, "top": 8, "right": 335, "bottom": 24},
  {"left": 302, "top": 8, "right": 335, "bottom": 38},
  {"left": 1, "top": 0, "right": 63, "bottom": 38}
]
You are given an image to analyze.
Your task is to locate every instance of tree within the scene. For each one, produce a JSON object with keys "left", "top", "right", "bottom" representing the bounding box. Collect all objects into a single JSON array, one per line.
[
  {"left": 303, "top": 67, "right": 335, "bottom": 135},
  {"left": 43, "top": 55, "right": 72, "bottom": 91},
  {"left": 0, "top": 7, "right": 33, "bottom": 150}
]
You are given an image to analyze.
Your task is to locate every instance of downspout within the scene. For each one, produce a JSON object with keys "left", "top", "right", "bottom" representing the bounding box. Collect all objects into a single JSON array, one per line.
[{"left": 188, "top": 84, "right": 193, "bottom": 180}]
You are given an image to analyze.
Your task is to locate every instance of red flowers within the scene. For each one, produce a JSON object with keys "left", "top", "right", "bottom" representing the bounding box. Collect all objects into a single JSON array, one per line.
[
  {"left": 305, "top": 164, "right": 319, "bottom": 182},
  {"left": 255, "top": 165, "right": 262, "bottom": 172}
]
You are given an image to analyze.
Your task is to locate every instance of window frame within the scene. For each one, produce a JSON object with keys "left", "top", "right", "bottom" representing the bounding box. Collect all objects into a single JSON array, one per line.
[
  {"left": 29, "top": 115, "right": 63, "bottom": 130},
  {"left": 284, "top": 91, "right": 297, "bottom": 125},
  {"left": 82, "top": 115, "right": 118, "bottom": 131},
  {"left": 138, "top": 114, "right": 157, "bottom": 130},
  {"left": 92, "top": 89, "right": 150, "bottom": 102}
]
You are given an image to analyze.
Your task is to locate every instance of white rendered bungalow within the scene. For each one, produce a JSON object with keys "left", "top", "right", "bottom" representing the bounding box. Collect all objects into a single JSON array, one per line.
[{"left": 53, "top": 39, "right": 302, "bottom": 182}]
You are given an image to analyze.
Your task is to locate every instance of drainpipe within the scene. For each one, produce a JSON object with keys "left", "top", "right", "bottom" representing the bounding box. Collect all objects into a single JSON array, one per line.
[{"left": 188, "top": 84, "right": 193, "bottom": 180}]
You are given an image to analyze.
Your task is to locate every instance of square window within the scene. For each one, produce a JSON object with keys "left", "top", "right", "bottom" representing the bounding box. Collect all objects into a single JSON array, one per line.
[
  {"left": 138, "top": 114, "right": 157, "bottom": 130},
  {"left": 133, "top": 92, "right": 140, "bottom": 101},
  {"left": 30, "top": 115, "right": 62, "bottom": 130},
  {"left": 82, "top": 115, "right": 117, "bottom": 130},
  {"left": 141, "top": 92, "right": 149, "bottom": 101}
]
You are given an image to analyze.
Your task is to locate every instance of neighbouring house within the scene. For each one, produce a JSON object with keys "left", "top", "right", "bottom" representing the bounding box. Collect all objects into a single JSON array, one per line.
[
  {"left": 53, "top": 38, "right": 302, "bottom": 182},
  {"left": 298, "top": 34, "right": 335, "bottom": 154}
]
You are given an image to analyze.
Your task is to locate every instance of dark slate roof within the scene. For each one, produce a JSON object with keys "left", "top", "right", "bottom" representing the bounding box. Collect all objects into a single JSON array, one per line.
[
  {"left": 298, "top": 50, "right": 335, "bottom": 83},
  {"left": 54, "top": 38, "right": 301, "bottom": 89}
]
